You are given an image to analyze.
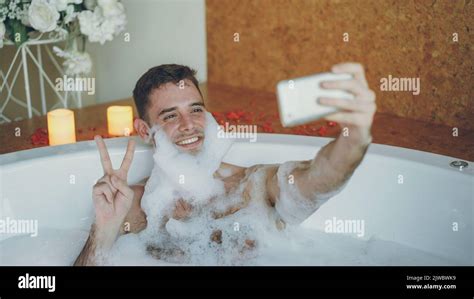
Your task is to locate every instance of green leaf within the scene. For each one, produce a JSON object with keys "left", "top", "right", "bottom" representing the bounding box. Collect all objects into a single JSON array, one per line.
[{"left": 8, "top": 19, "right": 29, "bottom": 47}]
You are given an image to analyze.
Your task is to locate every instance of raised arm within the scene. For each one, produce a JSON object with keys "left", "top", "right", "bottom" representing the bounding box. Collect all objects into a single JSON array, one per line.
[
  {"left": 74, "top": 136, "right": 136, "bottom": 266},
  {"left": 266, "top": 63, "right": 376, "bottom": 224}
]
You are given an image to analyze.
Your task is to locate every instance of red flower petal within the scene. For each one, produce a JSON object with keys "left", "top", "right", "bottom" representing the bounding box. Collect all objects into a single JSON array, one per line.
[
  {"left": 317, "top": 126, "right": 328, "bottom": 136},
  {"left": 291, "top": 128, "right": 305, "bottom": 135},
  {"left": 261, "top": 122, "right": 274, "bottom": 133},
  {"left": 211, "top": 111, "right": 222, "bottom": 118},
  {"left": 225, "top": 111, "right": 240, "bottom": 120}
]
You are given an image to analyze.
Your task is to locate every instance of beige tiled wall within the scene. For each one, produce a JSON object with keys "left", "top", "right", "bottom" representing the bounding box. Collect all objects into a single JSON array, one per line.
[{"left": 206, "top": 0, "right": 474, "bottom": 130}]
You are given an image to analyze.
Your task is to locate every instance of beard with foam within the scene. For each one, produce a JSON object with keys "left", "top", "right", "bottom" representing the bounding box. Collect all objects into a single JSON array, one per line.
[
  {"left": 142, "top": 112, "right": 234, "bottom": 215},
  {"left": 151, "top": 111, "right": 233, "bottom": 203}
]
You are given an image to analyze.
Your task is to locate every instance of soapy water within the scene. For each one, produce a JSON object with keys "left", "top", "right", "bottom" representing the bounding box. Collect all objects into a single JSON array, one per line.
[
  {"left": 0, "top": 227, "right": 460, "bottom": 266},
  {"left": 0, "top": 112, "right": 462, "bottom": 266}
]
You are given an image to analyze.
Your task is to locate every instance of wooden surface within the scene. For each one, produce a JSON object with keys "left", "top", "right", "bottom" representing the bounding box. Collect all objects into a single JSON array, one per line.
[
  {"left": 206, "top": 0, "right": 474, "bottom": 131},
  {"left": 1, "top": 82, "right": 473, "bottom": 161}
]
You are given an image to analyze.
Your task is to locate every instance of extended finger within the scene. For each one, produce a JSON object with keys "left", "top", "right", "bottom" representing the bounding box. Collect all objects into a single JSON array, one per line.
[
  {"left": 331, "top": 63, "right": 368, "bottom": 87},
  {"left": 111, "top": 175, "right": 134, "bottom": 200},
  {"left": 97, "top": 176, "right": 117, "bottom": 193},
  {"left": 95, "top": 135, "right": 113, "bottom": 174},
  {"left": 321, "top": 79, "right": 366, "bottom": 96},
  {"left": 318, "top": 97, "right": 374, "bottom": 113},
  {"left": 93, "top": 182, "right": 114, "bottom": 203},
  {"left": 357, "top": 89, "right": 376, "bottom": 103},
  {"left": 120, "top": 139, "right": 136, "bottom": 174},
  {"left": 324, "top": 112, "right": 373, "bottom": 127}
]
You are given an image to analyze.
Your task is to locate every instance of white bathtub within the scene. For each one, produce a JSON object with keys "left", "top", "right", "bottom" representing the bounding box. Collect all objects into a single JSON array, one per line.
[{"left": 0, "top": 134, "right": 472, "bottom": 265}]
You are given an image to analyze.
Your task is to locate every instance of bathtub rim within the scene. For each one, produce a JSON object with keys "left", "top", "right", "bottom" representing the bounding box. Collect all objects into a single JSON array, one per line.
[{"left": 0, "top": 134, "right": 473, "bottom": 176}]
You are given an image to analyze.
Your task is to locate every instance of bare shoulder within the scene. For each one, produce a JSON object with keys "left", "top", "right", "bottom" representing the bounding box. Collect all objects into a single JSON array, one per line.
[
  {"left": 218, "top": 162, "right": 246, "bottom": 176},
  {"left": 219, "top": 162, "right": 280, "bottom": 206},
  {"left": 218, "top": 162, "right": 269, "bottom": 176}
]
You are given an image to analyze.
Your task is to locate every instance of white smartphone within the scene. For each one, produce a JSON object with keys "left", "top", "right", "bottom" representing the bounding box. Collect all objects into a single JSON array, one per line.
[{"left": 276, "top": 72, "right": 354, "bottom": 127}]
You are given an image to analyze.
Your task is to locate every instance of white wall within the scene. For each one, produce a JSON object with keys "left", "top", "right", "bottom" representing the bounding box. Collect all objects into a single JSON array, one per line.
[{"left": 88, "top": 0, "right": 207, "bottom": 104}]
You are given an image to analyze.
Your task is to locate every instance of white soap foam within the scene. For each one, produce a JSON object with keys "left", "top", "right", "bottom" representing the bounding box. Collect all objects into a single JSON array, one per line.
[
  {"left": 0, "top": 226, "right": 460, "bottom": 266},
  {"left": 145, "top": 111, "right": 234, "bottom": 203}
]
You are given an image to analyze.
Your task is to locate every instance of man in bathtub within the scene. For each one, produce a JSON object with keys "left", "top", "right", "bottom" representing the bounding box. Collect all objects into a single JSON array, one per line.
[{"left": 74, "top": 63, "right": 376, "bottom": 265}]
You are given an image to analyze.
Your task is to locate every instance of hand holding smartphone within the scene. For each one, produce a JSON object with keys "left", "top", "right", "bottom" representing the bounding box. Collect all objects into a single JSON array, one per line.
[{"left": 276, "top": 72, "right": 354, "bottom": 127}]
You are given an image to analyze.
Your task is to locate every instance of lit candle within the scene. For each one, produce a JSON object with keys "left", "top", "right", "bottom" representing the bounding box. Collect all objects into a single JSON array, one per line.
[
  {"left": 107, "top": 106, "right": 134, "bottom": 136},
  {"left": 47, "top": 109, "right": 76, "bottom": 145}
]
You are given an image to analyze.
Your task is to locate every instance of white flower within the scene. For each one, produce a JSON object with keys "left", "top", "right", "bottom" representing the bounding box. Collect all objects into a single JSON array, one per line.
[
  {"left": 64, "top": 4, "right": 77, "bottom": 23},
  {"left": 83, "top": 0, "right": 97, "bottom": 10},
  {"left": 53, "top": 26, "right": 68, "bottom": 39},
  {"left": 50, "top": 0, "right": 68, "bottom": 11},
  {"left": 5, "top": 0, "right": 23, "bottom": 20},
  {"left": 0, "top": 21, "right": 5, "bottom": 48},
  {"left": 0, "top": 7, "right": 8, "bottom": 22},
  {"left": 28, "top": 0, "right": 60, "bottom": 33},
  {"left": 50, "top": 0, "right": 83, "bottom": 12},
  {"left": 64, "top": 51, "right": 92, "bottom": 75},
  {"left": 53, "top": 46, "right": 92, "bottom": 75},
  {"left": 98, "top": 0, "right": 123, "bottom": 17},
  {"left": 0, "top": 22, "right": 4, "bottom": 37},
  {"left": 78, "top": 2, "right": 126, "bottom": 45},
  {"left": 20, "top": 5, "right": 31, "bottom": 27},
  {"left": 78, "top": 9, "right": 110, "bottom": 44}
]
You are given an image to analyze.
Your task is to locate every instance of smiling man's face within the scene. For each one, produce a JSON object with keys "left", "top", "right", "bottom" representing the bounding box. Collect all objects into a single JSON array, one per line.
[{"left": 141, "top": 79, "right": 206, "bottom": 154}]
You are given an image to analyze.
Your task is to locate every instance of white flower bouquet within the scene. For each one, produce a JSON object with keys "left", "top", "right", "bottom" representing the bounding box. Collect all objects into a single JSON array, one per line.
[{"left": 0, "top": 0, "right": 126, "bottom": 75}]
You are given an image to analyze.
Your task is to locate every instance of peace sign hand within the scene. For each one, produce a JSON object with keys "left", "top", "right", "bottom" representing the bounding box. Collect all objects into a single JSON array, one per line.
[{"left": 92, "top": 135, "right": 136, "bottom": 232}]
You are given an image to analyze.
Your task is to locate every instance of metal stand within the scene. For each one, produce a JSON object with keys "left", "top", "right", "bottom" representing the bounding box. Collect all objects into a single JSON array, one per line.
[{"left": 0, "top": 38, "right": 83, "bottom": 123}]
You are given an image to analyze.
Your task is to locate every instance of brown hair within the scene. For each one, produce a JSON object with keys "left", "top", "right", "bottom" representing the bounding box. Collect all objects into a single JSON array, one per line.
[{"left": 132, "top": 64, "right": 202, "bottom": 123}]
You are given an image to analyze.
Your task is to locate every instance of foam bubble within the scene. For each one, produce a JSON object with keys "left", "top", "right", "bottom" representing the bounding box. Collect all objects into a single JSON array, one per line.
[
  {"left": 0, "top": 227, "right": 460, "bottom": 266},
  {"left": 275, "top": 161, "right": 347, "bottom": 225}
]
